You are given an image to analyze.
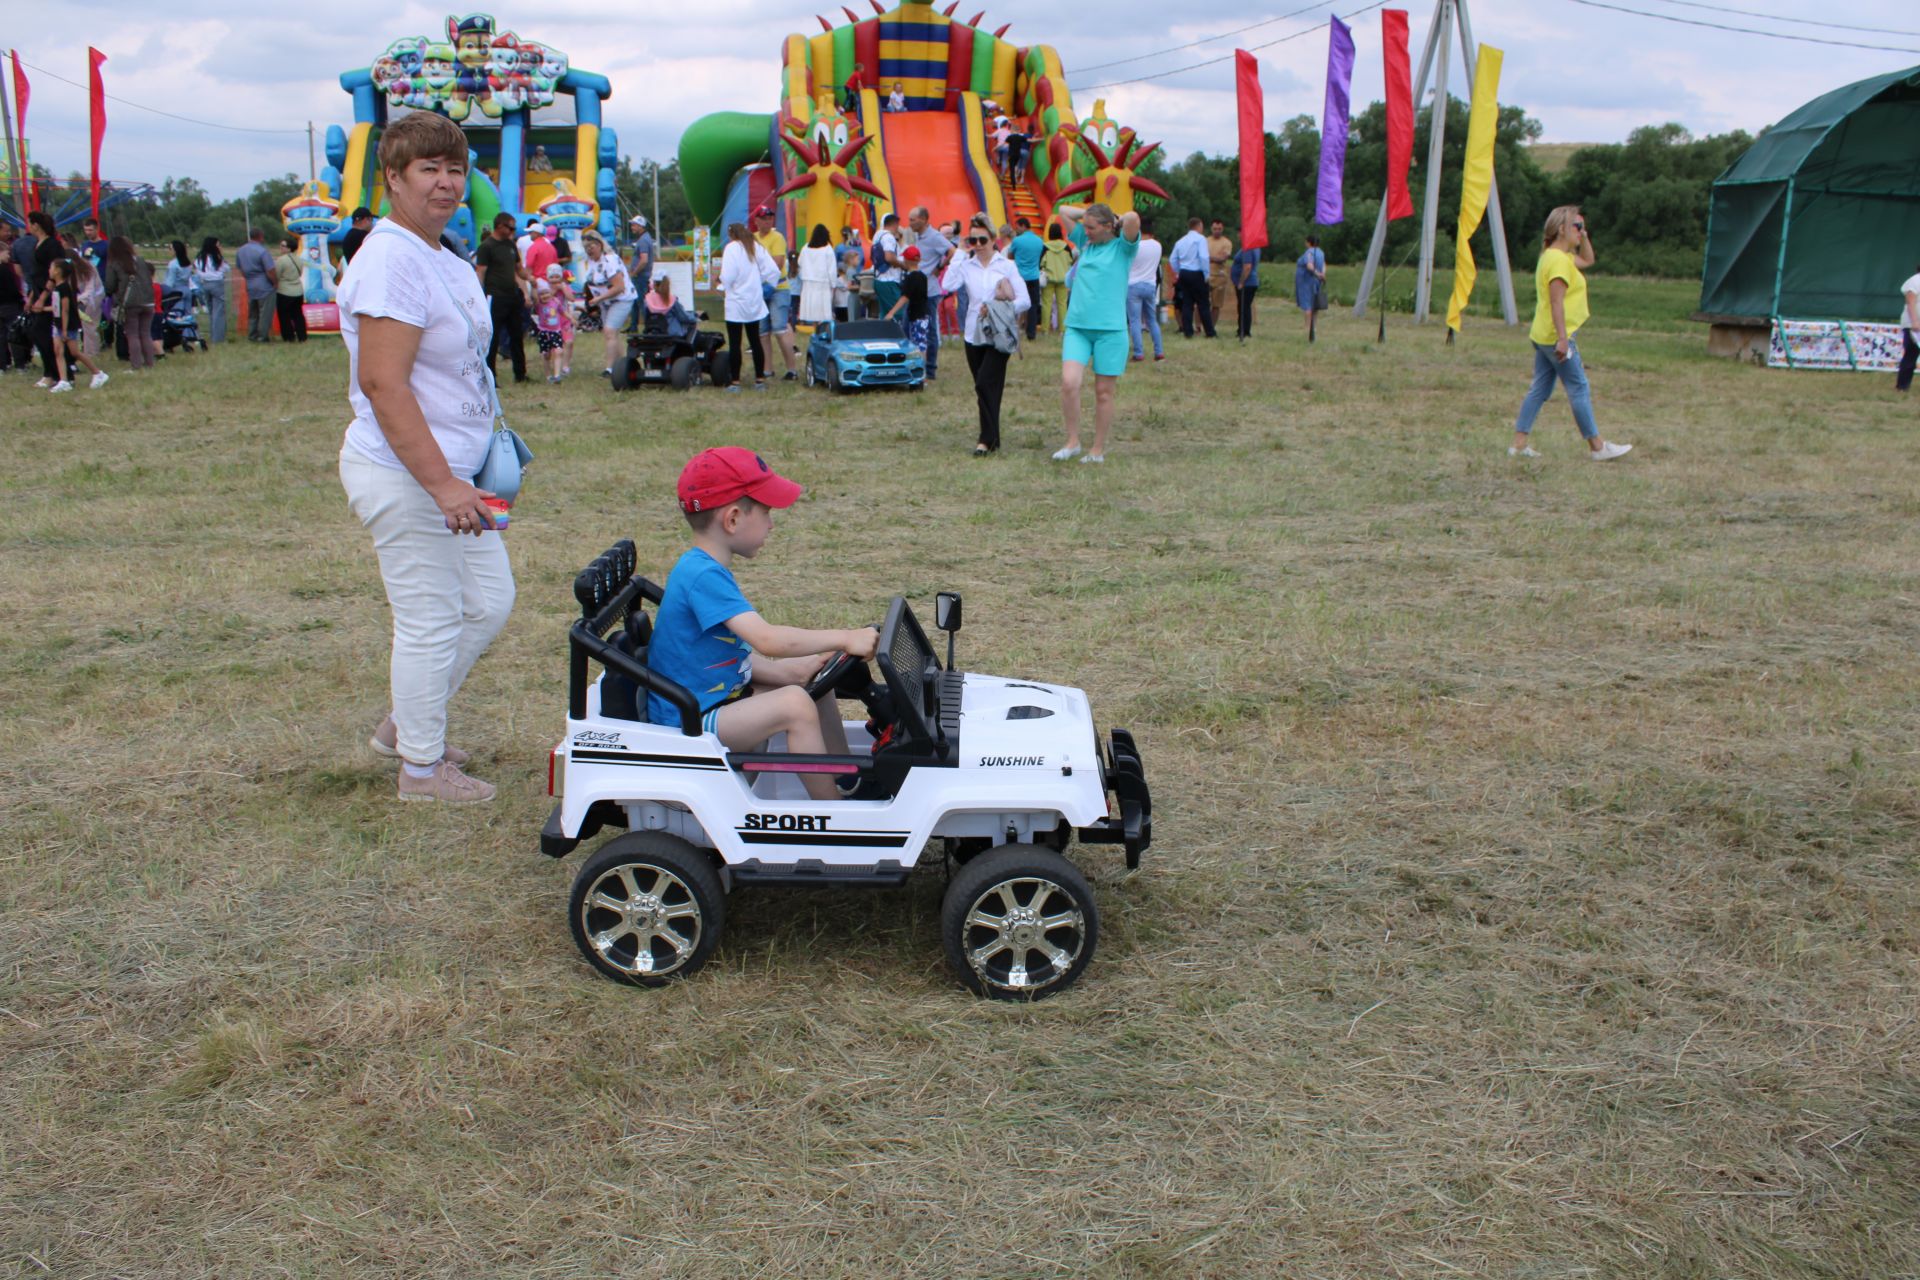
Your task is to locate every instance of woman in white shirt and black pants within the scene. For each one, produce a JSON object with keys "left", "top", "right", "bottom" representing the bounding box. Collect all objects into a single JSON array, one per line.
[
  {"left": 719, "top": 222, "right": 777, "bottom": 390},
  {"left": 336, "top": 112, "right": 515, "bottom": 804},
  {"left": 941, "top": 226, "right": 1029, "bottom": 455}
]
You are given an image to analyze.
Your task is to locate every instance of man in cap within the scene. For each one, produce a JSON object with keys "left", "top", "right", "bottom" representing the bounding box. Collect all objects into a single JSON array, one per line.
[{"left": 626, "top": 214, "right": 654, "bottom": 333}]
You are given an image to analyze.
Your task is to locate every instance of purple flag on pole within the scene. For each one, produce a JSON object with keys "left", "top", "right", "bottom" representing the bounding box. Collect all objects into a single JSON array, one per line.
[{"left": 1315, "top": 15, "right": 1356, "bottom": 225}]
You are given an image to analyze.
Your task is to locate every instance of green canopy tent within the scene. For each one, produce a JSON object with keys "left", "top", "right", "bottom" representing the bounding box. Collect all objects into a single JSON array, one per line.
[{"left": 1699, "top": 67, "right": 1920, "bottom": 328}]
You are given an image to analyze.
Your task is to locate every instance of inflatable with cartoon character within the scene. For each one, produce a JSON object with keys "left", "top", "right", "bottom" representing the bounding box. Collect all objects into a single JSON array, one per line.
[{"left": 325, "top": 12, "right": 618, "bottom": 259}]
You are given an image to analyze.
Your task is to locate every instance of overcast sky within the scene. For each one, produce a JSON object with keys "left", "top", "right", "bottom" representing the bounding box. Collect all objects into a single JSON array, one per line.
[{"left": 13, "top": 0, "right": 1919, "bottom": 201}]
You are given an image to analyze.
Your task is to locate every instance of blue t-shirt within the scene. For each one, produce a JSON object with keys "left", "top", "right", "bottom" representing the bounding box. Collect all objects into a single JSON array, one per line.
[
  {"left": 1232, "top": 247, "right": 1261, "bottom": 288},
  {"left": 1009, "top": 230, "right": 1045, "bottom": 282},
  {"left": 1066, "top": 222, "right": 1139, "bottom": 332},
  {"left": 645, "top": 547, "right": 756, "bottom": 726}
]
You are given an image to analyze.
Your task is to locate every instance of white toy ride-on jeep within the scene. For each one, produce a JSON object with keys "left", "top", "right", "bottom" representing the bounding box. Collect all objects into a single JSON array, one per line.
[{"left": 540, "top": 540, "right": 1151, "bottom": 1000}]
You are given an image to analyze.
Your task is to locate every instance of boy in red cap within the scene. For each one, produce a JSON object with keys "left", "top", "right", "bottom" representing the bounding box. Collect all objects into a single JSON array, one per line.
[
  {"left": 883, "top": 244, "right": 931, "bottom": 356},
  {"left": 648, "top": 448, "right": 879, "bottom": 799}
]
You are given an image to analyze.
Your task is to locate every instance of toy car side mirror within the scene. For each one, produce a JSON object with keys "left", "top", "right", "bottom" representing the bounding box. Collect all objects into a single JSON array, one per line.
[{"left": 935, "top": 592, "right": 961, "bottom": 633}]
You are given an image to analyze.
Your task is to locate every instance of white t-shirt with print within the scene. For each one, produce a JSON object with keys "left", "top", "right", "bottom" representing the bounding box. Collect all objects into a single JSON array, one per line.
[
  {"left": 340, "top": 221, "right": 496, "bottom": 477},
  {"left": 1900, "top": 273, "right": 1920, "bottom": 329},
  {"left": 584, "top": 253, "right": 637, "bottom": 305}
]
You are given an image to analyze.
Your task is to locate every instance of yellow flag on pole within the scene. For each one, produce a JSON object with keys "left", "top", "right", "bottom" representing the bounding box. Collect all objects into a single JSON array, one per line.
[{"left": 1446, "top": 44, "right": 1504, "bottom": 333}]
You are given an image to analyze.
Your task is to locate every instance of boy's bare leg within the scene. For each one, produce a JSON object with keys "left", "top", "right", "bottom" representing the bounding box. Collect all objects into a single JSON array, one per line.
[
  {"left": 714, "top": 686, "right": 839, "bottom": 801},
  {"left": 750, "top": 657, "right": 852, "bottom": 755}
]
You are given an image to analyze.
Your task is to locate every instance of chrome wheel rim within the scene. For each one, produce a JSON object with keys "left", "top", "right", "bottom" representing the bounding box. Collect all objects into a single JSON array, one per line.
[
  {"left": 962, "top": 876, "right": 1086, "bottom": 994},
  {"left": 579, "top": 862, "right": 703, "bottom": 977}
]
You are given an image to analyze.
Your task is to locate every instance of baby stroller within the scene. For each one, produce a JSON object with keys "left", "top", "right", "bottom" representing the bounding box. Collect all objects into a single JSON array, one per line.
[{"left": 160, "top": 292, "right": 208, "bottom": 353}]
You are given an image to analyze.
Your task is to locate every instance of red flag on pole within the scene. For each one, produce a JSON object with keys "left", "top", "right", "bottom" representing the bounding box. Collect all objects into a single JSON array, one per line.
[
  {"left": 88, "top": 48, "right": 107, "bottom": 222},
  {"left": 8, "top": 50, "right": 31, "bottom": 212},
  {"left": 1382, "top": 10, "right": 1413, "bottom": 221},
  {"left": 1235, "top": 50, "right": 1268, "bottom": 250}
]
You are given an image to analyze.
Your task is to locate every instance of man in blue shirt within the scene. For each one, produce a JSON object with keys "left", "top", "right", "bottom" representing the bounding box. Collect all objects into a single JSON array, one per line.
[
  {"left": 1230, "top": 245, "right": 1261, "bottom": 341},
  {"left": 1168, "top": 218, "right": 1216, "bottom": 339},
  {"left": 625, "top": 215, "right": 654, "bottom": 333},
  {"left": 1009, "top": 217, "right": 1045, "bottom": 340}
]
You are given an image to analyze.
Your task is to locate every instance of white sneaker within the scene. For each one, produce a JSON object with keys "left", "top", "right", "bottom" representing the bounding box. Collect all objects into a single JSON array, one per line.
[
  {"left": 1507, "top": 445, "right": 1540, "bottom": 458},
  {"left": 1079, "top": 453, "right": 1105, "bottom": 464},
  {"left": 89, "top": 370, "right": 109, "bottom": 389},
  {"left": 1051, "top": 445, "right": 1081, "bottom": 461},
  {"left": 49, "top": 380, "right": 72, "bottom": 393},
  {"left": 1588, "top": 441, "right": 1633, "bottom": 461},
  {"left": 34, "top": 377, "right": 52, "bottom": 389}
]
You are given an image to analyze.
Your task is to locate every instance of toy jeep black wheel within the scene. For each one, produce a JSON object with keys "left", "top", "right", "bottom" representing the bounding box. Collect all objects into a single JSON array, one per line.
[
  {"left": 706, "top": 350, "right": 732, "bottom": 387},
  {"left": 941, "top": 846, "right": 1097, "bottom": 1000},
  {"left": 668, "top": 355, "right": 700, "bottom": 389},
  {"left": 613, "top": 355, "right": 642, "bottom": 392},
  {"left": 569, "top": 833, "right": 725, "bottom": 986}
]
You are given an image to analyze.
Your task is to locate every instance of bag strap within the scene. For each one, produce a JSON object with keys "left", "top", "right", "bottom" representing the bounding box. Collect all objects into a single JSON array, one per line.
[{"left": 425, "top": 244, "right": 508, "bottom": 437}]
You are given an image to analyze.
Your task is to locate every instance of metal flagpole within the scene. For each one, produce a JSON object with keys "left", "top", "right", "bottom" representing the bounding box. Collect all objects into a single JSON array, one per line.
[
  {"left": 1352, "top": 0, "right": 1444, "bottom": 319},
  {"left": 1413, "top": 0, "right": 1453, "bottom": 324},
  {"left": 1455, "top": 0, "right": 1517, "bottom": 324},
  {"left": 307, "top": 121, "right": 317, "bottom": 182},
  {"left": 652, "top": 162, "right": 660, "bottom": 238}
]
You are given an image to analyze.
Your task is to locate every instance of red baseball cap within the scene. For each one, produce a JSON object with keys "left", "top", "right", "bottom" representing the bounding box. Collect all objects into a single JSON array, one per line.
[
  {"left": 677, "top": 447, "right": 804, "bottom": 514},
  {"left": 903, "top": 245, "right": 921, "bottom": 261}
]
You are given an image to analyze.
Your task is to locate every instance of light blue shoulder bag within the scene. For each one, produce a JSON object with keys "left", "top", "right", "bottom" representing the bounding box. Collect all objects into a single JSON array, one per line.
[{"left": 435, "top": 264, "right": 533, "bottom": 503}]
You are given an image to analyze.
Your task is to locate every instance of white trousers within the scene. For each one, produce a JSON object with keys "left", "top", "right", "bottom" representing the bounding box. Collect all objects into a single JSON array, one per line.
[{"left": 340, "top": 445, "right": 515, "bottom": 766}]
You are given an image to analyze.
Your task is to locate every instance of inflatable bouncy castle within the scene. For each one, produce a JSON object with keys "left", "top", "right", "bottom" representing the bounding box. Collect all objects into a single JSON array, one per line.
[
  {"left": 678, "top": 1, "right": 1166, "bottom": 244},
  {"left": 324, "top": 12, "right": 618, "bottom": 259}
]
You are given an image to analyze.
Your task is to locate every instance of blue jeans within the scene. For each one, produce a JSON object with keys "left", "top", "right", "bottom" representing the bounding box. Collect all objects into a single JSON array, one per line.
[
  {"left": 1126, "top": 281, "right": 1162, "bottom": 358},
  {"left": 1514, "top": 339, "right": 1599, "bottom": 440},
  {"left": 923, "top": 295, "right": 941, "bottom": 377},
  {"left": 204, "top": 286, "right": 226, "bottom": 343}
]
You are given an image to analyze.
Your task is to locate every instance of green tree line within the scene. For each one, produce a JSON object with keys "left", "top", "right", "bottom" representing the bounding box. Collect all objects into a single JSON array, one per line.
[
  {"left": 29, "top": 103, "right": 1747, "bottom": 280},
  {"left": 1135, "top": 103, "right": 1750, "bottom": 281}
]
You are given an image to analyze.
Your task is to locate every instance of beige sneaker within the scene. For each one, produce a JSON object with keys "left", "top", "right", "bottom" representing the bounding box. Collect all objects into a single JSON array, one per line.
[
  {"left": 370, "top": 714, "right": 470, "bottom": 767},
  {"left": 397, "top": 760, "right": 495, "bottom": 804}
]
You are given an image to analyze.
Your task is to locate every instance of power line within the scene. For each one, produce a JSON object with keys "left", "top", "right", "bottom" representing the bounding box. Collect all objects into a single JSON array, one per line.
[
  {"left": 1073, "top": 3, "right": 1339, "bottom": 75},
  {"left": 1642, "top": 0, "right": 1920, "bottom": 39},
  {"left": 14, "top": 57, "right": 307, "bottom": 135},
  {"left": 1081, "top": 1, "right": 1390, "bottom": 94},
  {"left": 1566, "top": 0, "right": 1920, "bottom": 52}
]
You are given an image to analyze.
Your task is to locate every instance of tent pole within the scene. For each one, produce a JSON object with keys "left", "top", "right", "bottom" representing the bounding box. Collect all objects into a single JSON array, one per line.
[
  {"left": 1771, "top": 179, "right": 1795, "bottom": 319},
  {"left": 1414, "top": 0, "right": 1453, "bottom": 324},
  {"left": 1453, "top": 0, "right": 1517, "bottom": 325}
]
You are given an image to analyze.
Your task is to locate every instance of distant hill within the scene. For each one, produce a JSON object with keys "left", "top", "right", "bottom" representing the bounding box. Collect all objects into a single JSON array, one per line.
[{"left": 1529, "top": 143, "right": 1602, "bottom": 174}]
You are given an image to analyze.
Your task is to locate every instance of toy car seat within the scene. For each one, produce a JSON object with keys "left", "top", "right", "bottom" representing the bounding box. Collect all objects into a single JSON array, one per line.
[{"left": 599, "top": 608, "right": 653, "bottom": 721}]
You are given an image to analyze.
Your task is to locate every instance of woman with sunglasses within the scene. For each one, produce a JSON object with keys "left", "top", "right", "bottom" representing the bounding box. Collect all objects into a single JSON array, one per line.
[
  {"left": 1510, "top": 206, "right": 1632, "bottom": 461},
  {"left": 941, "top": 225, "right": 1029, "bottom": 454}
]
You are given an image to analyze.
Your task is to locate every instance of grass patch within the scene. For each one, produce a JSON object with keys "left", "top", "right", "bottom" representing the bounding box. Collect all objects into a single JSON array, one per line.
[{"left": 2, "top": 283, "right": 1918, "bottom": 1276}]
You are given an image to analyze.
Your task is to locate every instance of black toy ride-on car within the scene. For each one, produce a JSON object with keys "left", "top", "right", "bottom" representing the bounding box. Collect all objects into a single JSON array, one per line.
[{"left": 612, "top": 310, "right": 730, "bottom": 392}]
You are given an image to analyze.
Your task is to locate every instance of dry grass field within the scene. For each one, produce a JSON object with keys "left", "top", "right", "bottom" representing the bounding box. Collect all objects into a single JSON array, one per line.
[{"left": 3, "top": 273, "right": 1918, "bottom": 1279}]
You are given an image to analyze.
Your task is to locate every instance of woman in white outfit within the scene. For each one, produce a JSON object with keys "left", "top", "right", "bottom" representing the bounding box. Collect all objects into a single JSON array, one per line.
[
  {"left": 718, "top": 222, "right": 777, "bottom": 390},
  {"left": 336, "top": 112, "right": 516, "bottom": 804},
  {"left": 795, "top": 223, "right": 838, "bottom": 326}
]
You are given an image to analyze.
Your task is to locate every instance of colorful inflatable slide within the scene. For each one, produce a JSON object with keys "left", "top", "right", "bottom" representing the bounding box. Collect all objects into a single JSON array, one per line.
[
  {"left": 324, "top": 12, "right": 619, "bottom": 259},
  {"left": 678, "top": 1, "right": 1167, "bottom": 245}
]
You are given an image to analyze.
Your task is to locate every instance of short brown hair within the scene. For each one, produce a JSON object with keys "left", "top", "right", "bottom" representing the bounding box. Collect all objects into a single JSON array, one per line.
[
  {"left": 378, "top": 112, "right": 469, "bottom": 183},
  {"left": 684, "top": 495, "right": 764, "bottom": 532}
]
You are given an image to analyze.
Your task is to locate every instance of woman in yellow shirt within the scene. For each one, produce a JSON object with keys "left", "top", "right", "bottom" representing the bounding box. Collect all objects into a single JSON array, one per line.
[{"left": 1510, "top": 207, "right": 1631, "bottom": 461}]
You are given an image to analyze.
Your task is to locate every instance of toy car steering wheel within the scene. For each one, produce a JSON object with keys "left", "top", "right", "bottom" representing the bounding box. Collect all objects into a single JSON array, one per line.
[{"left": 805, "top": 651, "right": 863, "bottom": 700}]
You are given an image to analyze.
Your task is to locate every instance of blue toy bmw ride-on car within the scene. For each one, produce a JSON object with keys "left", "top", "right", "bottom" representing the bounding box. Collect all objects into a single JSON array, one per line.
[{"left": 804, "top": 318, "right": 926, "bottom": 393}]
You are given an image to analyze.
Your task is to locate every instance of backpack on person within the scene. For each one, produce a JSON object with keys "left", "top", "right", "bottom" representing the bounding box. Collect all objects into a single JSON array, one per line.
[
  {"left": 1040, "top": 240, "right": 1073, "bottom": 285},
  {"left": 872, "top": 232, "right": 894, "bottom": 273}
]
